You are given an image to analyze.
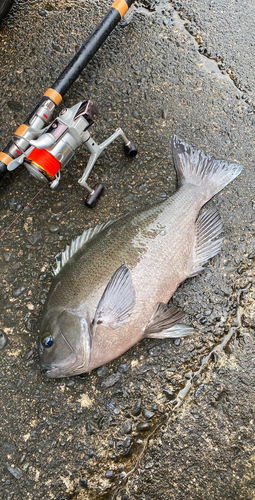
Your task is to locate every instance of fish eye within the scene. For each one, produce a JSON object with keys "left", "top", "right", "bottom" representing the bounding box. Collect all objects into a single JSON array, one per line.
[{"left": 41, "top": 332, "right": 54, "bottom": 348}]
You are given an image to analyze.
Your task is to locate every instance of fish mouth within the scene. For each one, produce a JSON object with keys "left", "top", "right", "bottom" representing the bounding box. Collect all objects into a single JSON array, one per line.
[{"left": 41, "top": 366, "right": 57, "bottom": 377}]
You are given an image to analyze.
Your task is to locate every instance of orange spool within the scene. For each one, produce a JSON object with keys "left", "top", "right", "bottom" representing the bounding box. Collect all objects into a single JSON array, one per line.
[{"left": 26, "top": 148, "right": 61, "bottom": 181}]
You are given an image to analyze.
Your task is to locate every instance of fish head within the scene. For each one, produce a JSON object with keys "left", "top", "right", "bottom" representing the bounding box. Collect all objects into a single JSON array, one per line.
[{"left": 38, "top": 309, "right": 92, "bottom": 378}]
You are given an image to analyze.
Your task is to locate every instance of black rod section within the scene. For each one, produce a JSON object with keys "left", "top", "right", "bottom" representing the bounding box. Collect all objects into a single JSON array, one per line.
[
  {"left": 53, "top": 8, "right": 124, "bottom": 97},
  {"left": 0, "top": 0, "right": 135, "bottom": 181}
]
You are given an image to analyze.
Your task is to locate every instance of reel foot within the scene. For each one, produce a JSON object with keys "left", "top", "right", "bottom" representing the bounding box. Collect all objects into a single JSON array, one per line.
[
  {"left": 84, "top": 184, "right": 104, "bottom": 208},
  {"left": 124, "top": 138, "right": 137, "bottom": 158}
]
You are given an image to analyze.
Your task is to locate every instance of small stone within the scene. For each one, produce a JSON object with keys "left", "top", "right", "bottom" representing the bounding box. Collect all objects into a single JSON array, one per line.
[
  {"left": 248, "top": 252, "right": 255, "bottom": 259},
  {"left": 137, "top": 422, "right": 150, "bottom": 432},
  {"left": 105, "top": 470, "right": 114, "bottom": 479},
  {"left": 122, "top": 421, "right": 132, "bottom": 434},
  {"left": 163, "top": 18, "right": 170, "bottom": 26},
  {"left": 101, "top": 373, "right": 121, "bottom": 388},
  {"left": 123, "top": 438, "right": 131, "bottom": 448},
  {"left": 27, "top": 231, "right": 42, "bottom": 245},
  {"left": 131, "top": 399, "right": 142, "bottom": 416},
  {"left": 174, "top": 338, "right": 181, "bottom": 346},
  {"left": 7, "top": 101, "right": 23, "bottom": 112},
  {"left": 237, "top": 266, "right": 245, "bottom": 274},
  {"left": 0, "top": 330, "right": 7, "bottom": 351},
  {"left": 163, "top": 388, "right": 174, "bottom": 401},
  {"left": 149, "top": 346, "right": 161, "bottom": 357},
  {"left": 200, "top": 317, "right": 207, "bottom": 325},
  {"left": 204, "top": 309, "right": 212, "bottom": 316},
  {"left": 12, "top": 285, "right": 26, "bottom": 298},
  {"left": 86, "top": 423, "right": 93, "bottom": 435},
  {"left": 7, "top": 465, "right": 23, "bottom": 479},
  {"left": 3, "top": 251, "right": 13, "bottom": 262},
  {"left": 97, "top": 365, "right": 109, "bottom": 378},
  {"left": 162, "top": 108, "right": 168, "bottom": 119},
  {"left": 142, "top": 409, "right": 154, "bottom": 419},
  {"left": 49, "top": 224, "right": 60, "bottom": 233},
  {"left": 79, "top": 477, "right": 87, "bottom": 488},
  {"left": 118, "top": 363, "right": 130, "bottom": 373}
]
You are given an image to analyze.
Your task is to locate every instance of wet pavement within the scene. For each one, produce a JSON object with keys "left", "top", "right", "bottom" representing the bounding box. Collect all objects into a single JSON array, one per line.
[{"left": 0, "top": 1, "right": 254, "bottom": 499}]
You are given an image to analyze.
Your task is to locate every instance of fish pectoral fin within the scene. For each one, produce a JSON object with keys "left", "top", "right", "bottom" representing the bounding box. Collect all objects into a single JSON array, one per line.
[
  {"left": 189, "top": 207, "right": 223, "bottom": 278},
  {"left": 144, "top": 302, "right": 194, "bottom": 338},
  {"left": 93, "top": 264, "right": 135, "bottom": 330}
]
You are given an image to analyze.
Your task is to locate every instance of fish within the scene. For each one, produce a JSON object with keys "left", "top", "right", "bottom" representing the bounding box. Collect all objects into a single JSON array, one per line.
[{"left": 38, "top": 135, "right": 242, "bottom": 378}]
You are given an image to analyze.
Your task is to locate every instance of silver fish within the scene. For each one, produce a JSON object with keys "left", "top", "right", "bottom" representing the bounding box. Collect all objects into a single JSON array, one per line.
[{"left": 39, "top": 135, "right": 242, "bottom": 378}]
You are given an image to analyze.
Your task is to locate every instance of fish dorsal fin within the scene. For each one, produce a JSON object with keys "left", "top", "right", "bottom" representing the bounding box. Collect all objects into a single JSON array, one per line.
[
  {"left": 54, "top": 220, "right": 113, "bottom": 275},
  {"left": 93, "top": 264, "right": 136, "bottom": 330}
]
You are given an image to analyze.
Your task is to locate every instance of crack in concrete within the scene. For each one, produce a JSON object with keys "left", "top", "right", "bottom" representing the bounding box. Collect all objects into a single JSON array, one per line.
[{"left": 133, "top": 0, "right": 242, "bottom": 95}]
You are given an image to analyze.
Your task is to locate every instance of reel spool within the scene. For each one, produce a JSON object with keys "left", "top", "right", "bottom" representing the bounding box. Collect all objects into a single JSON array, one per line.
[{"left": 25, "top": 148, "right": 61, "bottom": 183}]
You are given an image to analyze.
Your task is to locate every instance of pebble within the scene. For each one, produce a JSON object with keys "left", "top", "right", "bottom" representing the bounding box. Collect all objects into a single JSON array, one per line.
[
  {"left": 118, "top": 363, "right": 130, "bottom": 373},
  {"left": 0, "top": 330, "right": 7, "bottom": 350},
  {"left": 142, "top": 409, "right": 154, "bottom": 419},
  {"left": 101, "top": 373, "right": 121, "bottom": 388},
  {"left": 49, "top": 224, "right": 60, "bottom": 233},
  {"left": 7, "top": 100, "right": 23, "bottom": 112},
  {"left": 86, "top": 423, "right": 93, "bottom": 435},
  {"left": 97, "top": 365, "right": 109, "bottom": 378},
  {"left": 79, "top": 477, "right": 88, "bottom": 488},
  {"left": 123, "top": 438, "right": 131, "bottom": 448},
  {"left": 7, "top": 466, "right": 23, "bottom": 479},
  {"left": 248, "top": 252, "right": 255, "bottom": 259},
  {"left": 12, "top": 285, "right": 26, "bottom": 298},
  {"left": 163, "top": 388, "right": 174, "bottom": 401},
  {"left": 131, "top": 399, "right": 142, "bottom": 416},
  {"left": 121, "top": 421, "right": 132, "bottom": 434},
  {"left": 105, "top": 470, "right": 114, "bottom": 479},
  {"left": 3, "top": 251, "right": 13, "bottom": 262},
  {"left": 27, "top": 231, "right": 42, "bottom": 245},
  {"left": 174, "top": 338, "right": 181, "bottom": 346},
  {"left": 136, "top": 422, "right": 150, "bottom": 432},
  {"left": 149, "top": 345, "right": 161, "bottom": 357}
]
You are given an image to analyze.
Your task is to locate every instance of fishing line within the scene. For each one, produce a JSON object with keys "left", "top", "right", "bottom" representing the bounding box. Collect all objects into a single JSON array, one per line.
[{"left": 0, "top": 183, "right": 47, "bottom": 240}]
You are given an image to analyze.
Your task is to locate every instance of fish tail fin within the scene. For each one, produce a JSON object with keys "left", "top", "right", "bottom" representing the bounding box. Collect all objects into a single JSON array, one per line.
[{"left": 172, "top": 135, "right": 243, "bottom": 204}]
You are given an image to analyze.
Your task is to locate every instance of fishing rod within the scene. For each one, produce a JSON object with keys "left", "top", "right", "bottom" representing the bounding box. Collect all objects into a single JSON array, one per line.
[{"left": 0, "top": 0, "right": 137, "bottom": 207}]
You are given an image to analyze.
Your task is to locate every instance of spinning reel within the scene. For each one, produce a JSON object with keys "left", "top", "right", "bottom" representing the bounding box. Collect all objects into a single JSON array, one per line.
[{"left": 7, "top": 99, "right": 137, "bottom": 207}]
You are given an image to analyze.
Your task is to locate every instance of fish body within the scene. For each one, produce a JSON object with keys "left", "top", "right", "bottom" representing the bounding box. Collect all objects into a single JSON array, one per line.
[{"left": 39, "top": 136, "right": 242, "bottom": 378}]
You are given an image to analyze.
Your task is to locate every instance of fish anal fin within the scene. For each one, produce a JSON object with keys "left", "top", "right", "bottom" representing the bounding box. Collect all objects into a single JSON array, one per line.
[
  {"left": 190, "top": 207, "right": 223, "bottom": 278},
  {"left": 146, "top": 323, "right": 195, "bottom": 339},
  {"left": 144, "top": 302, "right": 193, "bottom": 338},
  {"left": 93, "top": 264, "right": 135, "bottom": 330}
]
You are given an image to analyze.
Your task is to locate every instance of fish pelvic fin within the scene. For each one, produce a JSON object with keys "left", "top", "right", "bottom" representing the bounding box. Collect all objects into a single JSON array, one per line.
[
  {"left": 144, "top": 302, "right": 195, "bottom": 339},
  {"left": 172, "top": 135, "right": 243, "bottom": 204},
  {"left": 93, "top": 264, "right": 135, "bottom": 329},
  {"left": 189, "top": 207, "right": 223, "bottom": 277}
]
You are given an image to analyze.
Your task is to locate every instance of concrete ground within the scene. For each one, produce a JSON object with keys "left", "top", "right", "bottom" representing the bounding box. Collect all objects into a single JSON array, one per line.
[{"left": 0, "top": 1, "right": 254, "bottom": 499}]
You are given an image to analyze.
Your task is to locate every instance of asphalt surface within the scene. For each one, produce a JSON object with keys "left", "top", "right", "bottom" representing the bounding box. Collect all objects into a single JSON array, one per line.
[{"left": 0, "top": 1, "right": 254, "bottom": 499}]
